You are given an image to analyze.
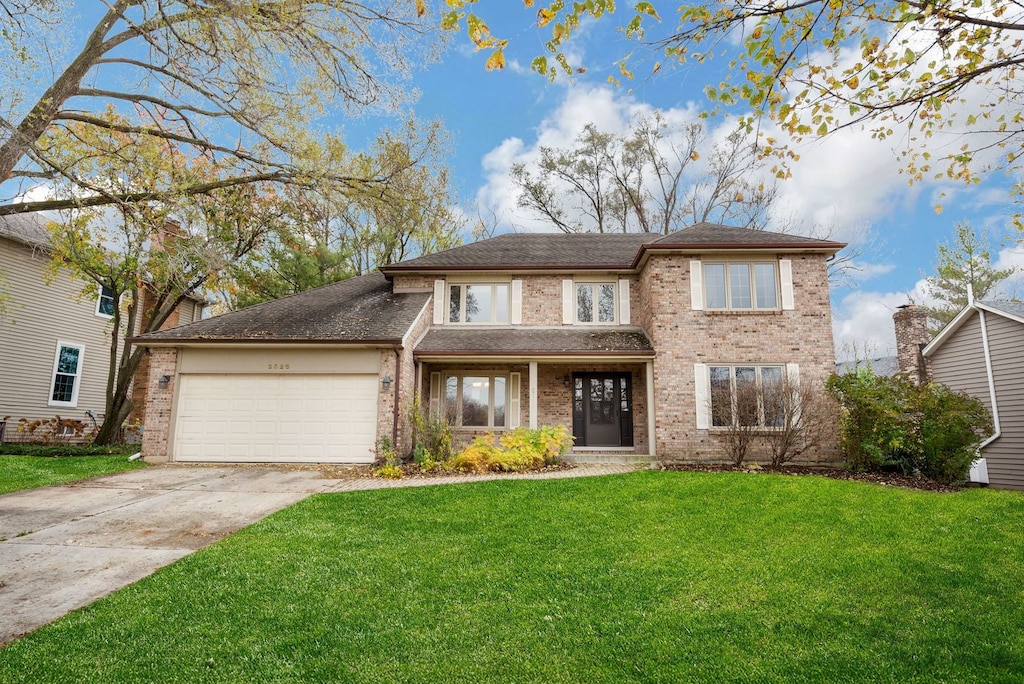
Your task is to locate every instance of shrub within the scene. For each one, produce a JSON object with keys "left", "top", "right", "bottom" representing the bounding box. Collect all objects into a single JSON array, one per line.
[
  {"left": 449, "top": 426, "right": 573, "bottom": 474},
  {"left": 373, "top": 464, "right": 403, "bottom": 479},
  {"left": 827, "top": 369, "right": 992, "bottom": 483},
  {"left": 9, "top": 415, "right": 94, "bottom": 445},
  {"left": 408, "top": 399, "right": 456, "bottom": 464}
]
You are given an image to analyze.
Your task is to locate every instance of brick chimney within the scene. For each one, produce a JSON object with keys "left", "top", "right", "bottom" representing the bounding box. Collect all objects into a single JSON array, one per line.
[{"left": 893, "top": 304, "right": 930, "bottom": 384}]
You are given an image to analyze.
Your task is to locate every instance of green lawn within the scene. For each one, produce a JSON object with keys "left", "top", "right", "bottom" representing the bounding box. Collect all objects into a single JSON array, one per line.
[
  {"left": 1, "top": 471, "right": 1023, "bottom": 682},
  {"left": 0, "top": 455, "right": 145, "bottom": 494}
]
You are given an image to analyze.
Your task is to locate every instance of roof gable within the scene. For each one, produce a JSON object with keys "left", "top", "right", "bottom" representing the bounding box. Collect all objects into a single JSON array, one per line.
[{"left": 923, "top": 299, "right": 1024, "bottom": 357}]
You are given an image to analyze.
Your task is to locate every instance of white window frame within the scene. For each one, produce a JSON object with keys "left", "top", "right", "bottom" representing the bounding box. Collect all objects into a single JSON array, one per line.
[
  {"left": 447, "top": 282, "right": 511, "bottom": 325},
  {"left": 49, "top": 341, "right": 85, "bottom": 408},
  {"left": 707, "top": 364, "right": 785, "bottom": 428},
  {"left": 703, "top": 261, "right": 780, "bottom": 310},
  {"left": 443, "top": 372, "right": 510, "bottom": 429},
  {"left": 574, "top": 280, "right": 618, "bottom": 325},
  {"left": 95, "top": 285, "right": 116, "bottom": 318}
]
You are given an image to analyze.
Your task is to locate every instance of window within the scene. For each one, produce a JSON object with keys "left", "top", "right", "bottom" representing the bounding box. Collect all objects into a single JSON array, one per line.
[
  {"left": 49, "top": 342, "right": 84, "bottom": 407},
  {"left": 704, "top": 262, "right": 778, "bottom": 310},
  {"left": 448, "top": 283, "right": 509, "bottom": 324},
  {"left": 96, "top": 286, "right": 116, "bottom": 318},
  {"left": 576, "top": 282, "right": 616, "bottom": 324},
  {"left": 444, "top": 373, "right": 507, "bottom": 428},
  {"left": 709, "top": 365, "right": 784, "bottom": 427}
]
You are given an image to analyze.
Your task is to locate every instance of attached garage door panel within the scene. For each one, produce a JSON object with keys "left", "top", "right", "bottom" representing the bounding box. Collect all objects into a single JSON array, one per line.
[{"left": 174, "top": 374, "right": 378, "bottom": 463}]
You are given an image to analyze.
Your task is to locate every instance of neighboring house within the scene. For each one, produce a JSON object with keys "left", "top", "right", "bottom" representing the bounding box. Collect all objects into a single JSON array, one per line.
[
  {"left": 0, "top": 213, "right": 204, "bottom": 442},
  {"left": 918, "top": 300, "right": 1024, "bottom": 490},
  {"left": 136, "top": 223, "right": 845, "bottom": 465}
]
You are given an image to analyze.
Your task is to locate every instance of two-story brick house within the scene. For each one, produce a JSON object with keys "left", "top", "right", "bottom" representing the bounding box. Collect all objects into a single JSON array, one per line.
[{"left": 136, "top": 223, "right": 844, "bottom": 464}]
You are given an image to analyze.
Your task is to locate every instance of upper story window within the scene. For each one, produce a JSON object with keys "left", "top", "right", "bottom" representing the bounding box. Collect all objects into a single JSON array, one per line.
[
  {"left": 49, "top": 342, "right": 84, "bottom": 407},
  {"left": 704, "top": 262, "right": 778, "bottom": 310},
  {"left": 96, "top": 285, "right": 116, "bottom": 318},
  {"left": 576, "top": 282, "right": 616, "bottom": 324},
  {"left": 448, "top": 283, "right": 509, "bottom": 324}
]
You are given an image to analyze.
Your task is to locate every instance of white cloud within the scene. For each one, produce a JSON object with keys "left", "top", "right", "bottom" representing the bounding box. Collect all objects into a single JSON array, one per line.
[{"left": 832, "top": 280, "right": 935, "bottom": 360}]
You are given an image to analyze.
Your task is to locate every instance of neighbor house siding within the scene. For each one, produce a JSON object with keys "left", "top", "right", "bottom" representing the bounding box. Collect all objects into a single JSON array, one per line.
[
  {"left": 932, "top": 312, "right": 1024, "bottom": 490},
  {"left": 986, "top": 314, "right": 1024, "bottom": 489},
  {"left": 0, "top": 236, "right": 113, "bottom": 433}
]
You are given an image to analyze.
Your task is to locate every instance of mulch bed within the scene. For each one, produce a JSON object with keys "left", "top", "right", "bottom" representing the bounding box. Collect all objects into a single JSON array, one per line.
[{"left": 660, "top": 462, "right": 965, "bottom": 493}]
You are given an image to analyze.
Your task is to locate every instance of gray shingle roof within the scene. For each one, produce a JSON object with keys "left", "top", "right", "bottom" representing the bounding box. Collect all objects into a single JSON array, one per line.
[
  {"left": 648, "top": 222, "right": 845, "bottom": 250},
  {"left": 981, "top": 300, "right": 1024, "bottom": 321},
  {"left": 414, "top": 328, "right": 655, "bottom": 356},
  {"left": 136, "top": 271, "right": 429, "bottom": 344},
  {"left": 835, "top": 356, "right": 899, "bottom": 377},
  {"left": 383, "top": 224, "right": 844, "bottom": 274},
  {"left": 0, "top": 213, "right": 51, "bottom": 248}
]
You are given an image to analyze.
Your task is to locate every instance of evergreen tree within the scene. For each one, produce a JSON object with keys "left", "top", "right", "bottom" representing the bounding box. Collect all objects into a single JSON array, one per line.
[{"left": 923, "top": 222, "right": 1017, "bottom": 333}]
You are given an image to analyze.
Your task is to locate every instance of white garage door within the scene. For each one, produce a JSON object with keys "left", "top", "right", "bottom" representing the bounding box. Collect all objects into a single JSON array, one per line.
[{"left": 173, "top": 374, "right": 379, "bottom": 463}]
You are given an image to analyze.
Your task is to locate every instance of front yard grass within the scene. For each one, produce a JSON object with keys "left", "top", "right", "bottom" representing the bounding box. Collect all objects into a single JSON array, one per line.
[
  {"left": 0, "top": 455, "right": 145, "bottom": 495},
  {"left": 1, "top": 470, "right": 1023, "bottom": 682}
]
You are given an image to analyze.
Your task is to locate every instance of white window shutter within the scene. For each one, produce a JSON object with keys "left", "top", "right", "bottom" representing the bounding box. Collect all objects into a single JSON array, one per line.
[
  {"left": 511, "top": 279, "right": 523, "bottom": 325},
  {"left": 780, "top": 259, "right": 795, "bottom": 310},
  {"left": 690, "top": 260, "right": 704, "bottom": 311},
  {"left": 694, "top": 363, "right": 710, "bottom": 430},
  {"left": 786, "top": 363, "right": 800, "bottom": 385},
  {"left": 432, "top": 280, "right": 445, "bottom": 324},
  {"left": 509, "top": 372, "right": 521, "bottom": 429},
  {"left": 562, "top": 279, "right": 573, "bottom": 324},
  {"left": 618, "top": 278, "right": 631, "bottom": 325},
  {"left": 786, "top": 363, "right": 801, "bottom": 423},
  {"left": 429, "top": 372, "right": 441, "bottom": 418}
]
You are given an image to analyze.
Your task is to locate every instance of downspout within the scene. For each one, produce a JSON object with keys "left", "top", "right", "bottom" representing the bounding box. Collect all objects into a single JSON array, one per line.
[{"left": 977, "top": 308, "right": 1002, "bottom": 450}]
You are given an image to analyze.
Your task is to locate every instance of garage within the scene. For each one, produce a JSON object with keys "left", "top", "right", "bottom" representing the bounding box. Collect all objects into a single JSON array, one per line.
[{"left": 171, "top": 348, "right": 381, "bottom": 464}]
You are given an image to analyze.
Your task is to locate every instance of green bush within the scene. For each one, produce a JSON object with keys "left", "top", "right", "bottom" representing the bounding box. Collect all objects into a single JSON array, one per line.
[
  {"left": 408, "top": 399, "right": 456, "bottom": 464},
  {"left": 827, "top": 369, "right": 992, "bottom": 483}
]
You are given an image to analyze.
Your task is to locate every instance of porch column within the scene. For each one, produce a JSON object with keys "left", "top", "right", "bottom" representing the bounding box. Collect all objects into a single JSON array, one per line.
[
  {"left": 529, "top": 362, "right": 538, "bottom": 429},
  {"left": 646, "top": 360, "right": 656, "bottom": 457}
]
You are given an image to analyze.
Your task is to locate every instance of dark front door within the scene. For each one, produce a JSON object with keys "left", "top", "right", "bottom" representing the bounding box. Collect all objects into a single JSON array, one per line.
[{"left": 572, "top": 372, "right": 634, "bottom": 447}]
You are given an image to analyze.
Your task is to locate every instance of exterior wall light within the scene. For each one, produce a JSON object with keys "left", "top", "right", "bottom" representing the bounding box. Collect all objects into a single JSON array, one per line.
[
  {"left": 381, "top": 375, "right": 393, "bottom": 391},
  {"left": 158, "top": 375, "right": 171, "bottom": 388}
]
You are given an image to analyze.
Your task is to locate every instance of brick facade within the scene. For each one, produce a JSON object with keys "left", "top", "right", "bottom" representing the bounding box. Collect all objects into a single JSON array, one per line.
[
  {"left": 140, "top": 347, "right": 179, "bottom": 463},
  {"left": 638, "top": 252, "right": 840, "bottom": 464}
]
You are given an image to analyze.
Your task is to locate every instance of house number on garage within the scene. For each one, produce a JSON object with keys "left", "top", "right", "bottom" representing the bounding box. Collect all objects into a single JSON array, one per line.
[{"left": 267, "top": 363, "right": 291, "bottom": 370}]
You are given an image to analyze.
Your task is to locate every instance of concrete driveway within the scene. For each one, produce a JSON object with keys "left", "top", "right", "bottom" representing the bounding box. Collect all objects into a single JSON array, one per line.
[
  {"left": 0, "top": 466, "right": 346, "bottom": 645},
  {"left": 0, "top": 462, "right": 638, "bottom": 645}
]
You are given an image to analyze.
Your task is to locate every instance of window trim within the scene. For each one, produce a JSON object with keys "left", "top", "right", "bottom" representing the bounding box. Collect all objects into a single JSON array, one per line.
[
  {"left": 95, "top": 285, "right": 116, "bottom": 318},
  {"left": 703, "top": 261, "right": 780, "bottom": 311},
  {"left": 707, "top": 364, "right": 785, "bottom": 429},
  {"left": 48, "top": 341, "right": 85, "bottom": 408},
  {"left": 443, "top": 372, "right": 510, "bottom": 429},
  {"left": 447, "top": 282, "right": 511, "bottom": 325},
  {"left": 574, "top": 280, "right": 618, "bottom": 325}
]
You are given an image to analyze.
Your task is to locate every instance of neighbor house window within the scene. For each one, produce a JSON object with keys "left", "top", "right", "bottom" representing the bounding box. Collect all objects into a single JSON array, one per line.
[
  {"left": 709, "top": 365, "right": 784, "bottom": 427},
  {"left": 444, "top": 373, "right": 507, "bottom": 428},
  {"left": 704, "top": 262, "right": 778, "bottom": 310},
  {"left": 49, "top": 342, "right": 85, "bottom": 407},
  {"left": 448, "top": 283, "right": 509, "bottom": 324},
  {"left": 576, "top": 282, "right": 616, "bottom": 324},
  {"left": 96, "top": 286, "right": 116, "bottom": 318}
]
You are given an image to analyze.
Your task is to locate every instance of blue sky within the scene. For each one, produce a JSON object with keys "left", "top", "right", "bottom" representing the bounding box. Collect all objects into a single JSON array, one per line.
[{"left": 13, "top": 3, "right": 1024, "bottom": 360}]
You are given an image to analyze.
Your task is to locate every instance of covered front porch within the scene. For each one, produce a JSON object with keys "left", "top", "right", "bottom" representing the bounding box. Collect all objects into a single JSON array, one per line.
[{"left": 413, "top": 328, "right": 657, "bottom": 462}]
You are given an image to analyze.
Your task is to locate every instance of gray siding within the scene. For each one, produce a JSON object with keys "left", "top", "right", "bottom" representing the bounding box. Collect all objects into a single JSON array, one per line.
[
  {"left": 983, "top": 313, "right": 1024, "bottom": 490},
  {"left": 0, "top": 236, "right": 114, "bottom": 435},
  {"left": 929, "top": 310, "right": 1024, "bottom": 490}
]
